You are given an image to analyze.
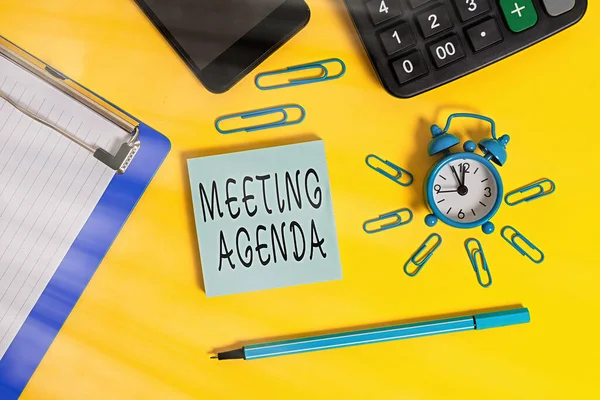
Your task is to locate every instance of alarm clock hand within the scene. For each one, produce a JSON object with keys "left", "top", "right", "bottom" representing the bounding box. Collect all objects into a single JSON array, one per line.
[
  {"left": 450, "top": 165, "right": 462, "bottom": 187},
  {"left": 437, "top": 189, "right": 459, "bottom": 194},
  {"left": 461, "top": 165, "right": 466, "bottom": 187}
]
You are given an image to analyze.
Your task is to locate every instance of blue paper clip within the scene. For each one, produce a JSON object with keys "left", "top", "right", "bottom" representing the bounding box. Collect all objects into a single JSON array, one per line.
[
  {"left": 501, "top": 226, "right": 545, "bottom": 264},
  {"left": 465, "top": 239, "right": 492, "bottom": 288},
  {"left": 215, "top": 105, "right": 306, "bottom": 134},
  {"left": 404, "top": 234, "right": 442, "bottom": 277},
  {"left": 365, "top": 154, "right": 413, "bottom": 187},
  {"left": 363, "top": 208, "right": 413, "bottom": 234},
  {"left": 505, "top": 179, "right": 556, "bottom": 206},
  {"left": 255, "top": 58, "right": 346, "bottom": 90}
]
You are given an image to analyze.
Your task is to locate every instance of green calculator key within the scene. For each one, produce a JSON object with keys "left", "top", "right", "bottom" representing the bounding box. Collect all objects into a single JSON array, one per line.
[{"left": 500, "top": 0, "right": 539, "bottom": 33}]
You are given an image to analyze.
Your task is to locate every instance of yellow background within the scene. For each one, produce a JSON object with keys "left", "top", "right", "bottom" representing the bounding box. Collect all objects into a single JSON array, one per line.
[{"left": 0, "top": 0, "right": 598, "bottom": 398}]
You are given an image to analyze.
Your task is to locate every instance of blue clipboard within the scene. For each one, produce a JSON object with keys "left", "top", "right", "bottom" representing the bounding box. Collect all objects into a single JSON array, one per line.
[{"left": 0, "top": 37, "right": 171, "bottom": 399}]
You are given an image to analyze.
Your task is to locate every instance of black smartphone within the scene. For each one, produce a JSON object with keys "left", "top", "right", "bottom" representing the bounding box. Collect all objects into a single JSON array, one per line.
[{"left": 135, "top": 0, "right": 310, "bottom": 93}]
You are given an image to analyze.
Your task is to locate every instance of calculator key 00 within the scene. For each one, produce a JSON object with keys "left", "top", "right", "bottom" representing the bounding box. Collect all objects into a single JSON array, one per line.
[{"left": 344, "top": 0, "right": 587, "bottom": 98}]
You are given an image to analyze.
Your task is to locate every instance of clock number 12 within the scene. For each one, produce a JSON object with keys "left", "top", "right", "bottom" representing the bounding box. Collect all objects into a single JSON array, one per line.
[{"left": 458, "top": 162, "right": 470, "bottom": 174}]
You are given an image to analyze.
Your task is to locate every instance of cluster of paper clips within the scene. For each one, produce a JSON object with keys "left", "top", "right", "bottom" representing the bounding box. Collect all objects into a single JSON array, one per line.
[
  {"left": 499, "top": 178, "right": 554, "bottom": 264},
  {"left": 362, "top": 154, "right": 415, "bottom": 235},
  {"left": 214, "top": 58, "right": 346, "bottom": 134},
  {"left": 364, "top": 169, "right": 555, "bottom": 287},
  {"left": 401, "top": 178, "right": 554, "bottom": 287}
]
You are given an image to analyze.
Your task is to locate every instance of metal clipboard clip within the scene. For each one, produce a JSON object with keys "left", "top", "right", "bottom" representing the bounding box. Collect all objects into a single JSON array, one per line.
[
  {"left": 0, "top": 36, "right": 140, "bottom": 174},
  {"left": 363, "top": 208, "right": 413, "bottom": 234},
  {"left": 215, "top": 105, "right": 306, "bottom": 134},
  {"left": 255, "top": 58, "right": 346, "bottom": 90},
  {"left": 465, "top": 239, "right": 492, "bottom": 288},
  {"left": 505, "top": 179, "right": 556, "bottom": 206},
  {"left": 403, "top": 233, "right": 442, "bottom": 277}
]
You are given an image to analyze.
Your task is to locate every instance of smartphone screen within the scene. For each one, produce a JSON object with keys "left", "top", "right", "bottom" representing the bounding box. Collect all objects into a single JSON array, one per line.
[{"left": 136, "top": 0, "right": 310, "bottom": 93}]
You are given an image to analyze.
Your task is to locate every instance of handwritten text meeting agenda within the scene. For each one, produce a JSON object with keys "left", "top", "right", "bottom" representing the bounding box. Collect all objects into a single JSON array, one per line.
[{"left": 198, "top": 169, "right": 328, "bottom": 271}]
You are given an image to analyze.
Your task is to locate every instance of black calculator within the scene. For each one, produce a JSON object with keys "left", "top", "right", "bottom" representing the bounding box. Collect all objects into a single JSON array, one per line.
[{"left": 344, "top": 0, "right": 587, "bottom": 98}]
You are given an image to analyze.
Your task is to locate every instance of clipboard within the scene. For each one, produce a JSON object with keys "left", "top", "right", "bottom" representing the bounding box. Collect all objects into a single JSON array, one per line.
[{"left": 0, "top": 36, "right": 171, "bottom": 399}]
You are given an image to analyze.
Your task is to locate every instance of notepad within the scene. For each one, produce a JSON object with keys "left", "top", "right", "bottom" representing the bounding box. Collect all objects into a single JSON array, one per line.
[
  {"left": 188, "top": 140, "right": 343, "bottom": 297},
  {"left": 0, "top": 52, "right": 129, "bottom": 359}
]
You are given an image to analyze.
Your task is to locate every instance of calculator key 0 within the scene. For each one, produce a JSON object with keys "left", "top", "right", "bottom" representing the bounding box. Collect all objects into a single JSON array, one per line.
[
  {"left": 452, "top": 0, "right": 491, "bottom": 22},
  {"left": 542, "top": 0, "right": 575, "bottom": 17},
  {"left": 466, "top": 18, "right": 503, "bottom": 52},
  {"left": 366, "top": 0, "right": 403, "bottom": 25},
  {"left": 392, "top": 51, "right": 428, "bottom": 84},
  {"left": 407, "top": 0, "right": 433, "bottom": 8},
  {"left": 380, "top": 23, "right": 416, "bottom": 55},
  {"left": 499, "top": 0, "right": 538, "bottom": 33},
  {"left": 416, "top": 4, "right": 453, "bottom": 39},
  {"left": 428, "top": 35, "right": 465, "bottom": 68}
]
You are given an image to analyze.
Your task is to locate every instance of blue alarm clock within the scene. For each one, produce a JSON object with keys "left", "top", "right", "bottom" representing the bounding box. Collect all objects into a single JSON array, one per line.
[{"left": 424, "top": 114, "right": 510, "bottom": 235}]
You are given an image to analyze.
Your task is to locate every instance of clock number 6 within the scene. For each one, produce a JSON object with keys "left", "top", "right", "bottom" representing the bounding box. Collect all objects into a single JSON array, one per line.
[
  {"left": 484, "top": 187, "right": 492, "bottom": 197},
  {"left": 458, "top": 209, "right": 465, "bottom": 220}
]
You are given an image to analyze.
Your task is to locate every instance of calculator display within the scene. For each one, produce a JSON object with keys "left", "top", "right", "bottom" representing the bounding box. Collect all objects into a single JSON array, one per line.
[{"left": 139, "top": 0, "right": 286, "bottom": 70}]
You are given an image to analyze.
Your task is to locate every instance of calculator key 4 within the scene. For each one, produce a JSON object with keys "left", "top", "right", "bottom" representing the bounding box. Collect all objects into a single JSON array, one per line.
[
  {"left": 416, "top": 4, "right": 453, "bottom": 38},
  {"left": 452, "top": 0, "right": 491, "bottom": 22},
  {"left": 500, "top": 0, "right": 539, "bottom": 33},
  {"left": 366, "top": 0, "right": 403, "bottom": 25},
  {"left": 542, "top": 0, "right": 575, "bottom": 17},
  {"left": 466, "top": 18, "right": 503, "bottom": 52},
  {"left": 428, "top": 35, "right": 465, "bottom": 68},
  {"left": 380, "top": 23, "right": 416, "bottom": 55},
  {"left": 392, "top": 51, "right": 428, "bottom": 84}
]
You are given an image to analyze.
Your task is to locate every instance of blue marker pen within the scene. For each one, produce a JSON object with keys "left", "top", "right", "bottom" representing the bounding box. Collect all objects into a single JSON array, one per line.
[{"left": 211, "top": 307, "right": 530, "bottom": 360}]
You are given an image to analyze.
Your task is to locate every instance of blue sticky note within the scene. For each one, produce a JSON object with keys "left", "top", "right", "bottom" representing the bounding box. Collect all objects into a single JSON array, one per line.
[{"left": 187, "top": 140, "right": 342, "bottom": 297}]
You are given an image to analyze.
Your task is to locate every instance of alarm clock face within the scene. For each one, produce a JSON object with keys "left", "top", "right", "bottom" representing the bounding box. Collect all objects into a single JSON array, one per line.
[{"left": 428, "top": 155, "right": 501, "bottom": 226}]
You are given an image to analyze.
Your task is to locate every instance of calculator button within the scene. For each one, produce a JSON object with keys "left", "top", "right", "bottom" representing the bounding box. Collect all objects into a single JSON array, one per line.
[
  {"left": 392, "top": 51, "right": 428, "bottom": 84},
  {"left": 416, "top": 4, "right": 453, "bottom": 38},
  {"left": 452, "top": 0, "right": 491, "bottom": 22},
  {"left": 380, "top": 23, "right": 416, "bottom": 55},
  {"left": 466, "top": 18, "right": 503, "bottom": 52},
  {"left": 542, "top": 0, "right": 575, "bottom": 17},
  {"left": 499, "top": 0, "right": 539, "bottom": 33},
  {"left": 407, "top": 0, "right": 433, "bottom": 8},
  {"left": 428, "top": 35, "right": 465, "bottom": 68},
  {"left": 366, "top": 0, "right": 403, "bottom": 25}
]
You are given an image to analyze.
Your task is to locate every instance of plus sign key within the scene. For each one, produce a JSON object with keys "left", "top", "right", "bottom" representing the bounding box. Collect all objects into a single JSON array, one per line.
[{"left": 500, "top": 0, "right": 538, "bottom": 33}]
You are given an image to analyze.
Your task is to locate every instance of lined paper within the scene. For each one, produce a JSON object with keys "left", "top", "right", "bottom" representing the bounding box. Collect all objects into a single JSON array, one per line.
[{"left": 0, "top": 54, "right": 129, "bottom": 359}]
